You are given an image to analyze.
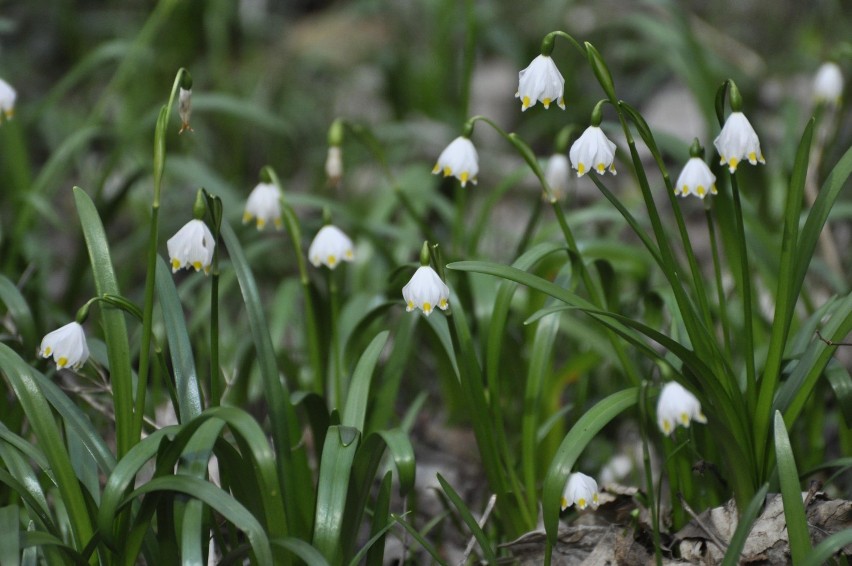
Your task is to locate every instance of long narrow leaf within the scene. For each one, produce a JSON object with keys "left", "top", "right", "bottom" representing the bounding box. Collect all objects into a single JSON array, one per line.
[
  {"left": 437, "top": 474, "right": 497, "bottom": 564},
  {"left": 773, "top": 411, "right": 811, "bottom": 563},
  {"left": 342, "top": 331, "right": 389, "bottom": 433},
  {"left": 720, "top": 483, "right": 769, "bottom": 566},
  {"left": 313, "top": 426, "right": 360, "bottom": 564},
  {"left": 391, "top": 514, "right": 448, "bottom": 566},
  {"left": 0, "top": 505, "right": 20, "bottom": 566},
  {"left": 73, "top": 186, "right": 135, "bottom": 457},
  {"left": 0, "top": 276, "right": 36, "bottom": 351}
]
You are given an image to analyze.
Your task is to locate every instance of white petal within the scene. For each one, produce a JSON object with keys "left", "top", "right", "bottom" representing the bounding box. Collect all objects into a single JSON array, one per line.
[
  {"left": 167, "top": 219, "right": 216, "bottom": 274},
  {"left": 433, "top": 137, "right": 479, "bottom": 187},
  {"left": 39, "top": 322, "right": 89, "bottom": 370},
  {"left": 308, "top": 225, "right": 354, "bottom": 269},
  {"left": 402, "top": 266, "right": 450, "bottom": 315}
]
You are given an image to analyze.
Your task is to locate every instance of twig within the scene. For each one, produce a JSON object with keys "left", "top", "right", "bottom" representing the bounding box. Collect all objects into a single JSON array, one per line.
[
  {"left": 816, "top": 330, "right": 852, "bottom": 347},
  {"left": 459, "top": 493, "right": 497, "bottom": 565},
  {"left": 677, "top": 493, "right": 728, "bottom": 553}
]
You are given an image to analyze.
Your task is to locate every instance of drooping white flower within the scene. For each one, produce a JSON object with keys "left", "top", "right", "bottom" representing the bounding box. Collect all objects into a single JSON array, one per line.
[
  {"left": 167, "top": 219, "right": 215, "bottom": 274},
  {"left": 569, "top": 126, "right": 617, "bottom": 177},
  {"left": 713, "top": 112, "right": 764, "bottom": 174},
  {"left": 813, "top": 62, "right": 843, "bottom": 106},
  {"left": 516, "top": 55, "right": 565, "bottom": 111},
  {"left": 561, "top": 472, "right": 600, "bottom": 511},
  {"left": 674, "top": 157, "right": 717, "bottom": 199},
  {"left": 325, "top": 146, "right": 343, "bottom": 186},
  {"left": 544, "top": 153, "right": 570, "bottom": 201},
  {"left": 308, "top": 225, "right": 354, "bottom": 269},
  {"left": 657, "top": 381, "right": 707, "bottom": 436},
  {"left": 39, "top": 322, "right": 89, "bottom": 370},
  {"left": 179, "top": 87, "right": 193, "bottom": 134},
  {"left": 243, "top": 182, "right": 282, "bottom": 230},
  {"left": 432, "top": 136, "right": 478, "bottom": 187},
  {"left": 0, "top": 78, "right": 17, "bottom": 121},
  {"left": 402, "top": 266, "right": 450, "bottom": 316}
]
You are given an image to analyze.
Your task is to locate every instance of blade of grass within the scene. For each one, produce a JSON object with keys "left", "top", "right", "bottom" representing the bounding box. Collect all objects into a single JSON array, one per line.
[
  {"left": 391, "top": 514, "right": 448, "bottom": 566},
  {"left": 436, "top": 474, "right": 498, "bottom": 565},
  {"left": 773, "top": 411, "right": 811, "bottom": 563},
  {"left": 799, "top": 529, "right": 852, "bottom": 566},
  {"left": 313, "top": 425, "right": 360, "bottom": 564},
  {"left": 341, "top": 331, "right": 389, "bottom": 433},
  {"left": 720, "top": 483, "right": 769, "bottom": 566},
  {"left": 73, "top": 186, "right": 135, "bottom": 457},
  {"left": 363, "top": 471, "right": 393, "bottom": 566}
]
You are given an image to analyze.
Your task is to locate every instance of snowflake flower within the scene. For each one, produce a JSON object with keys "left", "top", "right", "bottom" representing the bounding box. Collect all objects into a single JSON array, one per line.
[
  {"left": 167, "top": 219, "right": 215, "bottom": 274},
  {"left": 813, "top": 62, "right": 843, "bottom": 106},
  {"left": 657, "top": 381, "right": 707, "bottom": 436},
  {"left": 402, "top": 266, "right": 450, "bottom": 316},
  {"left": 544, "top": 153, "right": 570, "bottom": 201},
  {"left": 516, "top": 54, "right": 565, "bottom": 111},
  {"left": 713, "top": 112, "right": 764, "bottom": 174},
  {"left": 432, "top": 136, "right": 478, "bottom": 187},
  {"left": 243, "top": 182, "right": 282, "bottom": 230},
  {"left": 561, "top": 472, "right": 600, "bottom": 511},
  {"left": 308, "top": 225, "right": 354, "bottom": 269},
  {"left": 39, "top": 322, "right": 89, "bottom": 370},
  {"left": 569, "top": 126, "right": 617, "bottom": 177},
  {"left": 0, "top": 78, "right": 17, "bottom": 121},
  {"left": 674, "top": 157, "right": 717, "bottom": 199}
]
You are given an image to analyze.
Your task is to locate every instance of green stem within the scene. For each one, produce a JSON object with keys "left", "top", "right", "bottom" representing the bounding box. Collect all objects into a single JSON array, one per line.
[
  {"left": 328, "top": 268, "right": 342, "bottom": 409},
  {"left": 706, "top": 203, "right": 732, "bottom": 359},
  {"left": 459, "top": 0, "right": 475, "bottom": 121},
  {"left": 730, "top": 175, "right": 756, "bottom": 411},
  {"left": 210, "top": 269, "right": 220, "bottom": 407},
  {"left": 266, "top": 167, "right": 324, "bottom": 395},
  {"left": 639, "top": 383, "right": 663, "bottom": 566},
  {"left": 452, "top": 183, "right": 468, "bottom": 256}
]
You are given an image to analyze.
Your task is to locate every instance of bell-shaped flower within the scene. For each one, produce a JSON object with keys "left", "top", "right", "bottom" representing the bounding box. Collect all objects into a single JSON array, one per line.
[
  {"left": 325, "top": 146, "right": 343, "bottom": 186},
  {"left": 713, "top": 112, "right": 764, "bottom": 173},
  {"left": 516, "top": 55, "right": 565, "bottom": 111},
  {"left": 39, "top": 322, "right": 89, "bottom": 370},
  {"left": 813, "top": 62, "right": 843, "bottom": 107},
  {"left": 402, "top": 266, "right": 449, "bottom": 316},
  {"left": 561, "top": 472, "right": 600, "bottom": 511},
  {"left": 179, "top": 87, "right": 193, "bottom": 134},
  {"left": 657, "top": 381, "right": 707, "bottom": 436},
  {"left": 432, "top": 136, "right": 478, "bottom": 187},
  {"left": 674, "top": 157, "right": 717, "bottom": 199},
  {"left": 0, "top": 78, "right": 17, "bottom": 121},
  {"left": 167, "top": 219, "right": 215, "bottom": 274},
  {"left": 544, "top": 153, "right": 570, "bottom": 201},
  {"left": 308, "top": 225, "right": 354, "bottom": 269},
  {"left": 243, "top": 182, "right": 282, "bottom": 230},
  {"left": 569, "top": 126, "right": 617, "bottom": 177}
]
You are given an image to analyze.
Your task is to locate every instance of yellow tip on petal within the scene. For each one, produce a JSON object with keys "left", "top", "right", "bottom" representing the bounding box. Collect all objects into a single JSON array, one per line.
[
  {"left": 662, "top": 420, "right": 671, "bottom": 434},
  {"left": 192, "top": 261, "right": 203, "bottom": 271},
  {"left": 542, "top": 98, "right": 551, "bottom": 109},
  {"left": 561, "top": 497, "right": 568, "bottom": 510},
  {"left": 443, "top": 166, "right": 452, "bottom": 177},
  {"left": 460, "top": 171, "right": 469, "bottom": 185},
  {"left": 439, "top": 298, "right": 448, "bottom": 309},
  {"left": 747, "top": 151, "right": 757, "bottom": 164},
  {"left": 422, "top": 302, "right": 432, "bottom": 314},
  {"left": 274, "top": 217, "right": 283, "bottom": 229},
  {"left": 171, "top": 258, "right": 181, "bottom": 271},
  {"left": 728, "top": 157, "right": 739, "bottom": 171},
  {"left": 57, "top": 357, "right": 68, "bottom": 368},
  {"left": 43, "top": 347, "right": 52, "bottom": 356},
  {"left": 577, "top": 163, "right": 586, "bottom": 175},
  {"left": 257, "top": 218, "right": 266, "bottom": 230},
  {"left": 242, "top": 212, "right": 252, "bottom": 224},
  {"left": 710, "top": 185, "right": 718, "bottom": 195},
  {"left": 557, "top": 97, "right": 565, "bottom": 109},
  {"left": 596, "top": 163, "right": 605, "bottom": 174},
  {"left": 406, "top": 300, "right": 415, "bottom": 312},
  {"left": 696, "top": 185, "right": 705, "bottom": 197},
  {"left": 577, "top": 498, "right": 586, "bottom": 509},
  {"left": 432, "top": 163, "right": 441, "bottom": 174},
  {"left": 522, "top": 95, "right": 531, "bottom": 110},
  {"left": 345, "top": 250, "right": 354, "bottom": 260},
  {"left": 327, "top": 255, "right": 337, "bottom": 267}
]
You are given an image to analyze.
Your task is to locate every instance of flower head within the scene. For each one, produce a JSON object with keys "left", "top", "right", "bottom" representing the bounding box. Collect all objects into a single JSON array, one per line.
[
  {"left": 432, "top": 136, "right": 478, "bottom": 187},
  {"left": 569, "top": 126, "right": 617, "bottom": 177},
  {"left": 674, "top": 157, "right": 717, "bottom": 199},
  {"left": 713, "top": 112, "right": 764, "bottom": 173},
  {"left": 813, "top": 62, "right": 843, "bottom": 106},
  {"left": 39, "top": 322, "right": 89, "bottom": 370},
  {"left": 516, "top": 55, "right": 565, "bottom": 111},
  {"left": 0, "top": 78, "right": 17, "bottom": 121},
  {"left": 544, "top": 153, "right": 570, "bottom": 201},
  {"left": 657, "top": 381, "right": 707, "bottom": 436},
  {"left": 167, "top": 219, "right": 215, "bottom": 274},
  {"left": 243, "top": 182, "right": 282, "bottom": 230},
  {"left": 178, "top": 87, "right": 193, "bottom": 134},
  {"left": 325, "top": 146, "right": 343, "bottom": 187},
  {"left": 308, "top": 225, "right": 354, "bottom": 269},
  {"left": 402, "top": 266, "right": 449, "bottom": 316},
  {"left": 561, "top": 472, "right": 600, "bottom": 511}
]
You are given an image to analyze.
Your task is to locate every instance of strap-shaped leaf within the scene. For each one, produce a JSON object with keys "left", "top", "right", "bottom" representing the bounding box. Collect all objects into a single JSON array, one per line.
[
  {"left": 313, "top": 425, "right": 360, "bottom": 564},
  {"left": 342, "top": 331, "right": 389, "bottom": 432},
  {"left": 774, "top": 411, "right": 811, "bottom": 563}
]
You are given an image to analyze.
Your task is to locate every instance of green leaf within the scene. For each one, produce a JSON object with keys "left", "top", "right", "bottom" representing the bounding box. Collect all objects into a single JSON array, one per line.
[
  {"left": 313, "top": 425, "right": 360, "bottom": 564},
  {"left": 0, "top": 344, "right": 95, "bottom": 555},
  {"left": 0, "top": 276, "right": 36, "bottom": 351},
  {"left": 73, "top": 186, "right": 135, "bottom": 457},
  {"left": 123, "top": 476, "right": 273, "bottom": 565},
  {"left": 721, "top": 483, "right": 768, "bottom": 566},
  {"left": 773, "top": 411, "right": 811, "bottom": 563},
  {"left": 437, "top": 474, "right": 497, "bottom": 564},
  {"left": 0, "top": 505, "right": 20, "bottom": 566},
  {"left": 362, "top": 471, "right": 393, "bottom": 566},
  {"left": 342, "top": 331, "right": 389, "bottom": 433},
  {"left": 825, "top": 360, "right": 852, "bottom": 427},
  {"left": 799, "top": 528, "right": 852, "bottom": 566},
  {"left": 391, "top": 514, "right": 448, "bottom": 566},
  {"left": 542, "top": 388, "right": 638, "bottom": 547},
  {"left": 155, "top": 257, "right": 203, "bottom": 421}
]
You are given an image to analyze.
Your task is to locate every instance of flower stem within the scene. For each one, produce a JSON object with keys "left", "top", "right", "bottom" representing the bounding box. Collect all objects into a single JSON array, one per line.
[
  {"left": 328, "top": 267, "right": 343, "bottom": 409},
  {"left": 706, "top": 203, "right": 732, "bottom": 359},
  {"left": 730, "top": 175, "right": 756, "bottom": 409}
]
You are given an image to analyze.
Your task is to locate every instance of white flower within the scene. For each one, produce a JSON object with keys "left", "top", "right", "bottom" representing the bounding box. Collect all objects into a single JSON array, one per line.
[
  {"left": 674, "top": 157, "right": 717, "bottom": 199},
  {"left": 569, "top": 126, "right": 617, "bottom": 177},
  {"left": 713, "top": 112, "right": 764, "bottom": 173},
  {"left": 0, "top": 78, "right": 17, "bottom": 121},
  {"left": 325, "top": 146, "right": 343, "bottom": 186},
  {"left": 813, "top": 62, "right": 843, "bottom": 106},
  {"left": 179, "top": 87, "right": 193, "bottom": 134},
  {"left": 657, "top": 381, "right": 707, "bottom": 436},
  {"left": 167, "top": 219, "right": 215, "bottom": 274},
  {"left": 402, "top": 266, "right": 449, "bottom": 316},
  {"left": 544, "top": 154, "right": 570, "bottom": 201},
  {"left": 432, "top": 136, "right": 478, "bottom": 187},
  {"left": 242, "top": 182, "right": 282, "bottom": 230},
  {"left": 561, "top": 472, "right": 600, "bottom": 511},
  {"left": 308, "top": 225, "right": 354, "bottom": 269},
  {"left": 516, "top": 55, "right": 565, "bottom": 111},
  {"left": 39, "top": 322, "right": 89, "bottom": 370}
]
